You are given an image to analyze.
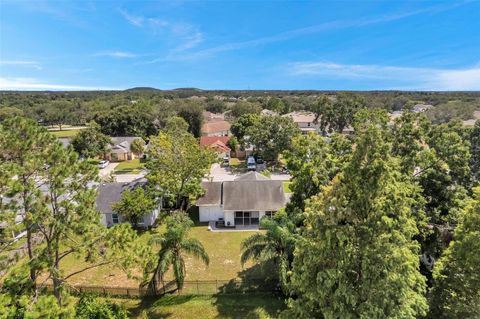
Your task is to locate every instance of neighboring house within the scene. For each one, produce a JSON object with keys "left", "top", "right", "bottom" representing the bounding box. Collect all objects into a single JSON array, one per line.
[
  {"left": 197, "top": 172, "right": 286, "bottom": 229},
  {"left": 104, "top": 137, "right": 140, "bottom": 162},
  {"left": 200, "top": 136, "right": 231, "bottom": 159},
  {"left": 203, "top": 111, "right": 225, "bottom": 122},
  {"left": 261, "top": 109, "right": 278, "bottom": 116},
  {"left": 282, "top": 111, "right": 320, "bottom": 134},
  {"left": 201, "top": 120, "right": 231, "bottom": 137},
  {"left": 95, "top": 178, "right": 161, "bottom": 228},
  {"left": 412, "top": 104, "right": 433, "bottom": 113}
]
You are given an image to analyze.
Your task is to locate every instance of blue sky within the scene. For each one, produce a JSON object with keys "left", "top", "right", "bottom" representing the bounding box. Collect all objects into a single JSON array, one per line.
[{"left": 0, "top": 0, "right": 479, "bottom": 91}]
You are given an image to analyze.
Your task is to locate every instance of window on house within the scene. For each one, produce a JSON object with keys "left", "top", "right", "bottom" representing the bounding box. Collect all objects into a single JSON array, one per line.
[
  {"left": 265, "top": 211, "right": 276, "bottom": 218},
  {"left": 112, "top": 213, "right": 119, "bottom": 224}
]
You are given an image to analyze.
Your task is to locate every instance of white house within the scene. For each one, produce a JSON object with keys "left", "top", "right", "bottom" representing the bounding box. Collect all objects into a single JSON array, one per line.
[
  {"left": 95, "top": 178, "right": 161, "bottom": 228},
  {"left": 196, "top": 172, "right": 286, "bottom": 228}
]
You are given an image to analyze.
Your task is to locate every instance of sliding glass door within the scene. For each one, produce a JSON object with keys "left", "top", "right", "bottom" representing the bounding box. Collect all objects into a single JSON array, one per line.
[{"left": 234, "top": 211, "right": 259, "bottom": 226}]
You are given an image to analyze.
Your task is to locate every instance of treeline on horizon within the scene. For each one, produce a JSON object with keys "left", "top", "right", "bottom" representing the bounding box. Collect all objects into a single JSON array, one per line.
[{"left": 0, "top": 89, "right": 479, "bottom": 138}]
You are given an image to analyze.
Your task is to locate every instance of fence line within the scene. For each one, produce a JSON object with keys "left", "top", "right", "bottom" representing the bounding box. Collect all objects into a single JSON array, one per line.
[{"left": 16, "top": 278, "right": 281, "bottom": 298}]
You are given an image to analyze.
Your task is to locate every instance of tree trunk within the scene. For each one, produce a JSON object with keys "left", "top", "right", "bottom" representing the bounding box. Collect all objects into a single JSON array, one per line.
[
  {"left": 53, "top": 277, "right": 62, "bottom": 306},
  {"left": 26, "top": 228, "right": 37, "bottom": 296}
]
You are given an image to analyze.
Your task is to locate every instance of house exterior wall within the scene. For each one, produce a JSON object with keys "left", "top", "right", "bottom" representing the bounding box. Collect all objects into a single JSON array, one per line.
[
  {"left": 103, "top": 213, "right": 124, "bottom": 227},
  {"left": 296, "top": 121, "right": 320, "bottom": 133},
  {"left": 199, "top": 206, "right": 224, "bottom": 222},
  {"left": 204, "top": 130, "right": 230, "bottom": 137},
  {"left": 224, "top": 210, "right": 268, "bottom": 226},
  {"left": 104, "top": 152, "right": 135, "bottom": 162},
  {"left": 102, "top": 202, "right": 161, "bottom": 228},
  {"left": 224, "top": 211, "right": 235, "bottom": 227}
]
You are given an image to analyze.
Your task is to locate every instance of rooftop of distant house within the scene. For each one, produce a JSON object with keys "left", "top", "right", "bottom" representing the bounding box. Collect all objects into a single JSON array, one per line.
[
  {"left": 282, "top": 111, "right": 316, "bottom": 123},
  {"left": 201, "top": 121, "right": 231, "bottom": 134}
]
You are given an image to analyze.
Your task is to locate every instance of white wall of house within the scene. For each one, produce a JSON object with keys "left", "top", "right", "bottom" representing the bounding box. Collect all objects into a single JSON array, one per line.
[
  {"left": 138, "top": 208, "right": 159, "bottom": 227},
  {"left": 198, "top": 207, "right": 274, "bottom": 227},
  {"left": 199, "top": 206, "right": 224, "bottom": 222},
  {"left": 102, "top": 202, "right": 161, "bottom": 228},
  {"left": 296, "top": 121, "right": 320, "bottom": 132},
  {"left": 205, "top": 130, "right": 230, "bottom": 137},
  {"left": 224, "top": 211, "right": 235, "bottom": 226},
  {"left": 103, "top": 213, "right": 124, "bottom": 227}
]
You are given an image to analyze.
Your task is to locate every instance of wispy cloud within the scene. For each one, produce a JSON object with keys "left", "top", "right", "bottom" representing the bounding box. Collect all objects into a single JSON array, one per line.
[
  {"left": 161, "top": 1, "right": 470, "bottom": 62},
  {"left": 119, "top": 9, "right": 144, "bottom": 27},
  {"left": 0, "top": 77, "right": 120, "bottom": 91},
  {"left": 0, "top": 60, "right": 43, "bottom": 70},
  {"left": 119, "top": 9, "right": 203, "bottom": 52},
  {"left": 288, "top": 61, "right": 480, "bottom": 91},
  {"left": 93, "top": 51, "right": 140, "bottom": 58}
]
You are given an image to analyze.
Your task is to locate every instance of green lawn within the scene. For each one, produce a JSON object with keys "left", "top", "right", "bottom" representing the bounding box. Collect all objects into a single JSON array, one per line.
[
  {"left": 50, "top": 130, "right": 81, "bottom": 138},
  {"left": 49, "top": 223, "right": 271, "bottom": 288},
  {"left": 113, "top": 294, "right": 285, "bottom": 319},
  {"left": 282, "top": 182, "right": 292, "bottom": 194},
  {"left": 114, "top": 159, "right": 146, "bottom": 174}
]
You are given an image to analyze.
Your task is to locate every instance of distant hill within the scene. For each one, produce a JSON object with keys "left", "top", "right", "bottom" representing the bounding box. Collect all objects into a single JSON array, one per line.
[
  {"left": 172, "top": 87, "right": 203, "bottom": 92},
  {"left": 124, "top": 87, "right": 161, "bottom": 92}
]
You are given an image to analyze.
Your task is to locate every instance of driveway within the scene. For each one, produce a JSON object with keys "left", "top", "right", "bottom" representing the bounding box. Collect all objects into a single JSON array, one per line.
[
  {"left": 98, "top": 163, "right": 118, "bottom": 179},
  {"left": 206, "top": 163, "right": 291, "bottom": 182},
  {"left": 115, "top": 172, "right": 146, "bottom": 183},
  {"left": 206, "top": 163, "right": 237, "bottom": 181}
]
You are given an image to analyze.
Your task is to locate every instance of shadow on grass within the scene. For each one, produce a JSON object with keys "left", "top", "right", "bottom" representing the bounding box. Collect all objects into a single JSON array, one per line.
[
  {"left": 127, "top": 263, "right": 285, "bottom": 318},
  {"left": 214, "top": 262, "right": 285, "bottom": 318},
  {"left": 128, "top": 294, "right": 196, "bottom": 318}
]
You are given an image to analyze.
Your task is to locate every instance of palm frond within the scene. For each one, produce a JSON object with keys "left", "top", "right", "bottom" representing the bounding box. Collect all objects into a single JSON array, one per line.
[{"left": 181, "top": 238, "right": 210, "bottom": 266}]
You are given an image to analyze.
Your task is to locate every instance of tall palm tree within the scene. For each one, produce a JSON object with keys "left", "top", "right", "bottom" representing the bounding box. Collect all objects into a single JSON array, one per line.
[
  {"left": 241, "top": 213, "right": 296, "bottom": 293},
  {"left": 150, "top": 211, "right": 209, "bottom": 292}
]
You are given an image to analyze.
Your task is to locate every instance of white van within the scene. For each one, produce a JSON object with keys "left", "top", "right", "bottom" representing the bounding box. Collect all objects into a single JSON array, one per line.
[{"left": 247, "top": 156, "right": 256, "bottom": 171}]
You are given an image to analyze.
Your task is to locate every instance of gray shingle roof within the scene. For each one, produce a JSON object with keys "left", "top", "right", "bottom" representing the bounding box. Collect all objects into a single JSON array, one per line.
[
  {"left": 196, "top": 182, "right": 222, "bottom": 206},
  {"left": 197, "top": 173, "right": 286, "bottom": 211},
  {"left": 95, "top": 178, "right": 147, "bottom": 214},
  {"left": 223, "top": 180, "right": 285, "bottom": 211}
]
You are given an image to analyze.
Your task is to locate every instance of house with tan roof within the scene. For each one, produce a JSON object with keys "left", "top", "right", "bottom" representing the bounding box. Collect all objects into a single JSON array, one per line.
[
  {"left": 201, "top": 120, "right": 231, "bottom": 137},
  {"left": 104, "top": 137, "right": 141, "bottom": 162},
  {"left": 282, "top": 111, "right": 320, "bottom": 134}
]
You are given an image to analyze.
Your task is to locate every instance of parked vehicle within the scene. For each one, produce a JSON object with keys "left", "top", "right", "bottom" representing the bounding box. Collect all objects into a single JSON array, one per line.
[
  {"left": 247, "top": 156, "right": 257, "bottom": 171},
  {"left": 98, "top": 160, "right": 110, "bottom": 169},
  {"left": 256, "top": 156, "right": 264, "bottom": 165},
  {"left": 222, "top": 156, "right": 230, "bottom": 167}
]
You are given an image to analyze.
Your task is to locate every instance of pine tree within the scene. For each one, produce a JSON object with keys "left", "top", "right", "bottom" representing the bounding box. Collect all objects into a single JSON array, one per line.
[
  {"left": 429, "top": 188, "right": 480, "bottom": 318},
  {"left": 285, "top": 110, "right": 428, "bottom": 319}
]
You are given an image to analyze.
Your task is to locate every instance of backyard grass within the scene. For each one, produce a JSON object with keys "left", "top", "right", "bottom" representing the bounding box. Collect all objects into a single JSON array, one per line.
[
  {"left": 111, "top": 294, "right": 285, "bottom": 318},
  {"left": 49, "top": 224, "right": 270, "bottom": 288},
  {"left": 114, "top": 159, "right": 146, "bottom": 174},
  {"left": 50, "top": 129, "right": 81, "bottom": 138},
  {"left": 282, "top": 182, "right": 292, "bottom": 194}
]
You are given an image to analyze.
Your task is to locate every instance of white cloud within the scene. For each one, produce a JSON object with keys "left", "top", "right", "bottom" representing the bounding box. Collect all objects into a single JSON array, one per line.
[
  {"left": 93, "top": 51, "right": 139, "bottom": 58},
  {"left": 119, "top": 9, "right": 144, "bottom": 27},
  {"left": 288, "top": 61, "right": 480, "bottom": 91},
  {"left": 119, "top": 9, "right": 203, "bottom": 51},
  {"left": 0, "top": 60, "right": 43, "bottom": 70},
  {"left": 0, "top": 77, "right": 119, "bottom": 91}
]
